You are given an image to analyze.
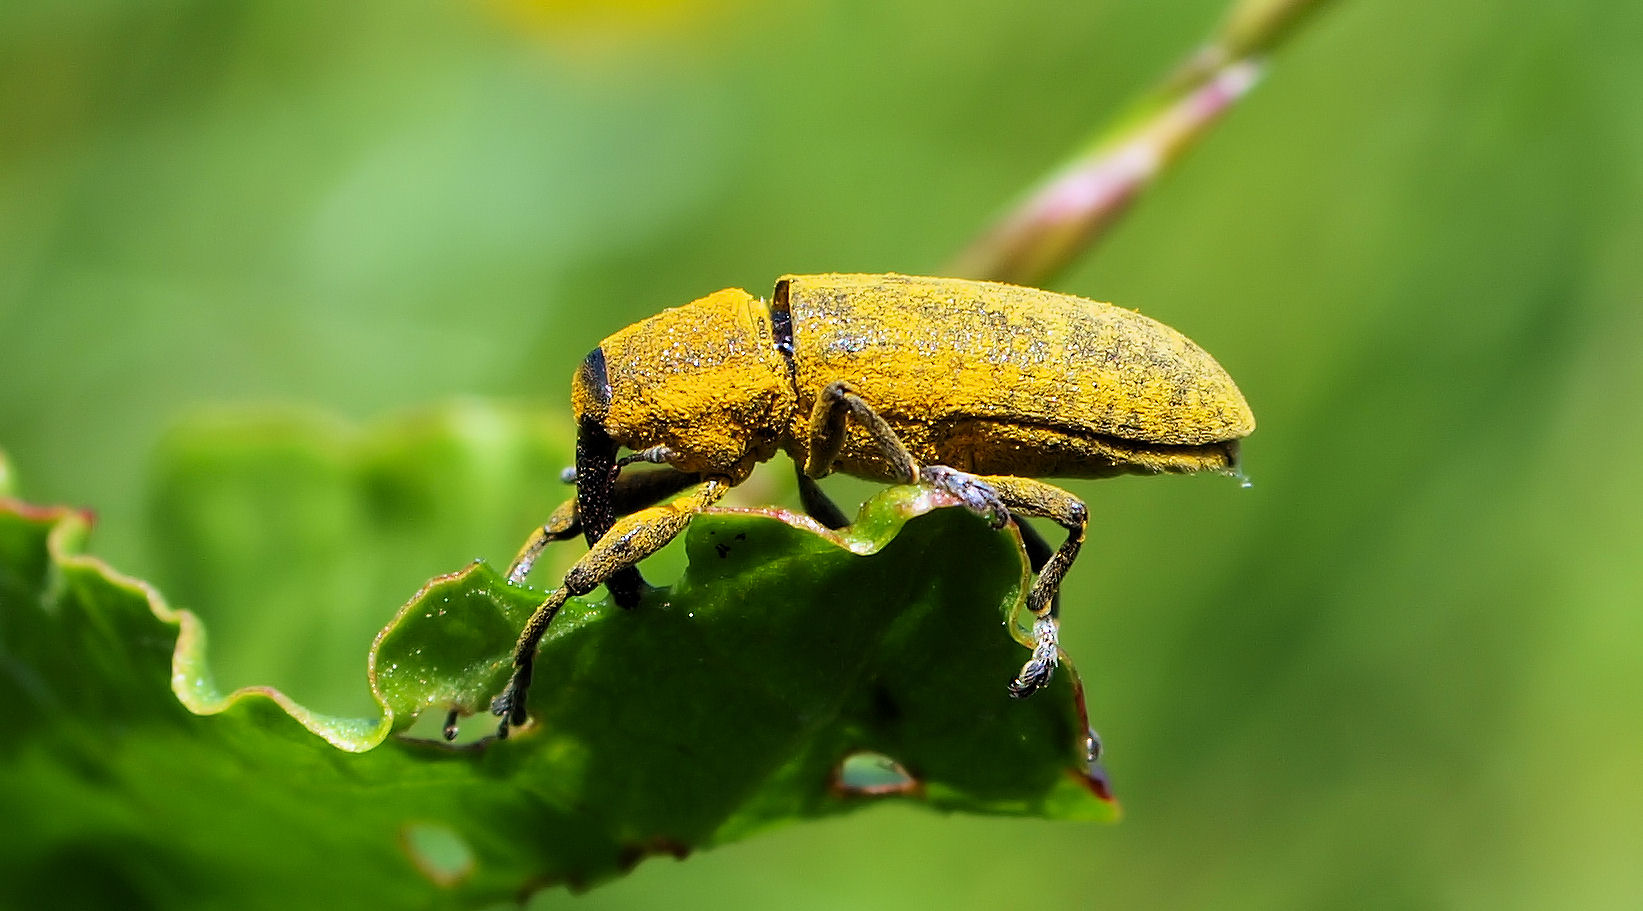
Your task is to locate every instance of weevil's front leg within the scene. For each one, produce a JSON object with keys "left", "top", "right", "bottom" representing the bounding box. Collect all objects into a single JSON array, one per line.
[
  {"left": 507, "top": 497, "right": 581, "bottom": 585},
  {"left": 490, "top": 478, "right": 730, "bottom": 738},
  {"left": 507, "top": 466, "right": 703, "bottom": 586},
  {"left": 974, "top": 476, "right": 1089, "bottom": 698}
]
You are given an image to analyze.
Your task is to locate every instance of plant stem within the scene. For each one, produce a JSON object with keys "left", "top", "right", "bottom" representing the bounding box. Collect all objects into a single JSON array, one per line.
[{"left": 947, "top": 0, "right": 1334, "bottom": 287}]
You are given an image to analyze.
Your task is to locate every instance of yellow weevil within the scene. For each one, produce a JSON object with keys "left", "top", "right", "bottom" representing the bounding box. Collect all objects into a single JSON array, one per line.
[{"left": 484, "top": 273, "right": 1253, "bottom": 739}]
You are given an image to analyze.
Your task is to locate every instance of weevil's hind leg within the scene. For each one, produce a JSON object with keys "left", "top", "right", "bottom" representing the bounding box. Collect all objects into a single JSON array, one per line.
[
  {"left": 977, "top": 477, "right": 1088, "bottom": 698},
  {"left": 918, "top": 464, "right": 1010, "bottom": 529},
  {"left": 491, "top": 478, "right": 730, "bottom": 738},
  {"left": 1014, "top": 514, "right": 1060, "bottom": 620},
  {"left": 796, "top": 464, "right": 851, "bottom": 530}
]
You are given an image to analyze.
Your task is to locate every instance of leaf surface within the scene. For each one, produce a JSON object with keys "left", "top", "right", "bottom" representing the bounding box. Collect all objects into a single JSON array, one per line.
[{"left": 0, "top": 406, "right": 1112, "bottom": 908}]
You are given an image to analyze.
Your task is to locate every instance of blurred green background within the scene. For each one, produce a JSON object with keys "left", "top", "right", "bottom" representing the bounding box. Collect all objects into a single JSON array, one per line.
[{"left": 3, "top": 0, "right": 1640, "bottom": 908}]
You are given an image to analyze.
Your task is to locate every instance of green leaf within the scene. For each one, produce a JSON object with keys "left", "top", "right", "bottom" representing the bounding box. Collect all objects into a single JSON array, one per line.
[{"left": 0, "top": 404, "right": 1112, "bottom": 908}]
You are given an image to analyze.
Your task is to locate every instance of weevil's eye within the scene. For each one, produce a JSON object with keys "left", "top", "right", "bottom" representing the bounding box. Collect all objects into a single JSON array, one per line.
[{"left": 574, "top": 346, "right": 612, "bottom": 421}]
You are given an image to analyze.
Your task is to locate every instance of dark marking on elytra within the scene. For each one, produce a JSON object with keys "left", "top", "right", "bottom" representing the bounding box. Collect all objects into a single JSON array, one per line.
[{"left": 771, "top": 279, "right": 796, "bottom": 376}]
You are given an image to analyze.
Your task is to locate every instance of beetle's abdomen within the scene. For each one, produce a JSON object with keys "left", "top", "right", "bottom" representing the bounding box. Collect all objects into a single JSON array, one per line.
[{"left": 777, "top": 274, "right": 1254, "bottom": 480}]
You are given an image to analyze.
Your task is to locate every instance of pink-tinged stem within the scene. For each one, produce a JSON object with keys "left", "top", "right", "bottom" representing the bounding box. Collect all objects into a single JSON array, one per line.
[{"left": 948, "top": 0, "right": 1333, "bottom": 287}]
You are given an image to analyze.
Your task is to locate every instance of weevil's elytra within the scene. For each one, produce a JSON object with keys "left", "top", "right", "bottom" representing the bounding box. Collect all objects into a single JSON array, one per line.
[
  {"left": 775, "top": 274, "right": 1251, "bottom": 482},
  {"left": 483, "top": 273, "right": 1253, "bottom": 741}
]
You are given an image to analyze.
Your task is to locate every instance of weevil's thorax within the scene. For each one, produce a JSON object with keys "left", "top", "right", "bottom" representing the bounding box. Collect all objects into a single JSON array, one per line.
[{"left": 573, "top": 288, "right": 798, "bottom": 483}]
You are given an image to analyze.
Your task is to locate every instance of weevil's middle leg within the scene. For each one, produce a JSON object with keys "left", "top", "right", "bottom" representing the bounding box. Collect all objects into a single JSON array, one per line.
[
  {"left": 804, "top": 381, "right": 918, "bottom": 483},
  {"left": 491, "top": 478, "right": 730, "bottom": 738},
  {"left": 804, "top": 382, "right": 1008, "bottom": 527},
  {"left": 795, "top": 465, "right": 851, "bottom": 530}
]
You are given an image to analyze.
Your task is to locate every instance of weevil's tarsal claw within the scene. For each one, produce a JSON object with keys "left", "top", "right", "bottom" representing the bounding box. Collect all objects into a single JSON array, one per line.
[
  {"left": 615, "top": 445, "right": 676, "bottom": 469},
  {"left": 919, "top": 465, "right": 1010, "bottom": 529},
  {"left": 1008, "top": 659, "right": 1055, "bottom": 698},
  {"left": 1008, "top": 616, "right": 1061, "bottom": 698},
  {"left": 490, "top": 663, "right": 534, "bottom": 738},
  {"left": 507, "top": 682, "right": 531, "bottom": 728},
  {"left": 1009, "top": 658, "right": 1056, "bottom": 697},
  {"left": 506, "top": 557, "right": 536, "bottom": 587},
  {"left": 507, "top": 497, "right": 584, "bottom": 587}
]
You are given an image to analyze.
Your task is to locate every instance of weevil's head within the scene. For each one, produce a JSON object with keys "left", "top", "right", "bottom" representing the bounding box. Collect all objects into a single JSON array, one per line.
[{"left": 571, "top": 287, "right": 798, "bottom": 485}]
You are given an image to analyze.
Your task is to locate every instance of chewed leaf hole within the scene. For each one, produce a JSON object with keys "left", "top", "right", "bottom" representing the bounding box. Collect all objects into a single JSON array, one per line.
[
  {"left": 402, "top": 822, "right": 475, "bottom": 887},
  {"left": 833, "top": 750, "right": 920, "bottom": 797}
]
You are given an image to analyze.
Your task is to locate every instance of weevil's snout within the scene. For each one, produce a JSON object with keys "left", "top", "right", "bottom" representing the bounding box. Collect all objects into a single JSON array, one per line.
[{"left": 1221, "top": 438, "right": 1254, "bottom": 487}]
